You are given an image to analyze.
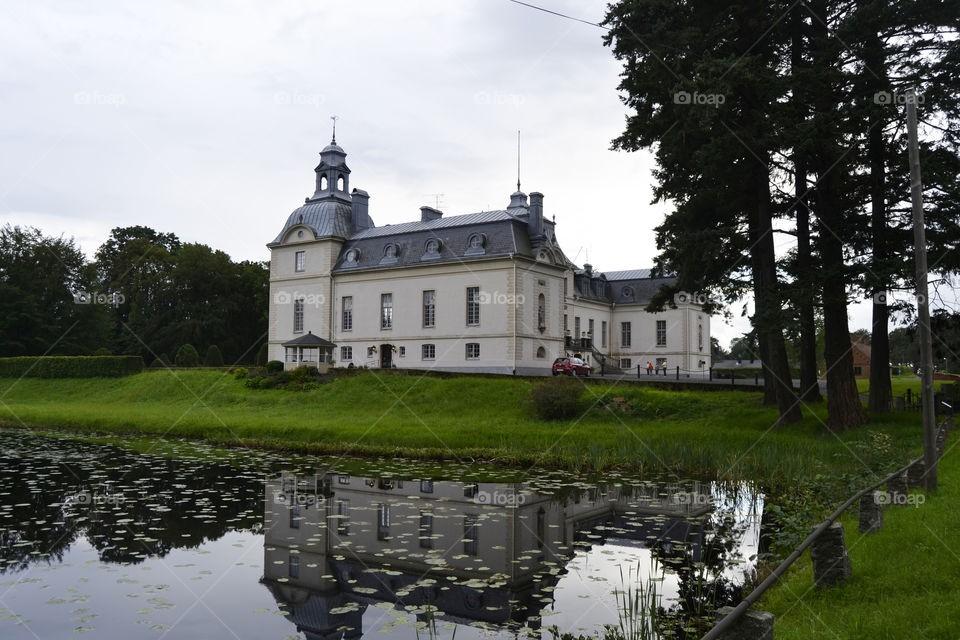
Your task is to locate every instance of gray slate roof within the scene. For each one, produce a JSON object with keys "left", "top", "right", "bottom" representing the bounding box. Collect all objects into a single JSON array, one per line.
[
  {"left": 282, "top": 332, "right": 336, "bottom": 348},
  {"left": 604, "top": 269, "right": 652, "bottom": 281},
  {"left": 270, "top": 200, "right": 353, "bottom": 245},
  {"left": 349, "top": 210, "right": 518, "bottom": 239}
]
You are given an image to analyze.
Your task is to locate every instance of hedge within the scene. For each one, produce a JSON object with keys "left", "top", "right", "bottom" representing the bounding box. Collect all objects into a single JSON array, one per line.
[{"left": 0, "top": 356, "right": 145, "bottom": 378}]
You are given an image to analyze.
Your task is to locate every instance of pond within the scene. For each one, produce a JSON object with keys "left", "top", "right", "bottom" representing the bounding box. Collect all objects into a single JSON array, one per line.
[{"left": 0, "top": 428, "right": 763, "bottom": 639}]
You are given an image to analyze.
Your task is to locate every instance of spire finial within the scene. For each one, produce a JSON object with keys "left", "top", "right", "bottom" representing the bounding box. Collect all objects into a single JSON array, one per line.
[
  {"left": 330, "top": 115, "right": 339, "bottom": 144},
  {"left": 517, "top": 129, "right": 521, "bottom": 192}
]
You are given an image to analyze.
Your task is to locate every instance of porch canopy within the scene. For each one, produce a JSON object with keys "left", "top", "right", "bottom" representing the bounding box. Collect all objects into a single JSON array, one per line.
[{"left": 282, "top": 331, "right": 336, "bottom": 366}]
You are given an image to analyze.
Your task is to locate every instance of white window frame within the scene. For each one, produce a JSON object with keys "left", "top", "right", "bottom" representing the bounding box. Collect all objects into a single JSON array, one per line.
[
  {"left": 295, "top": 250, "right": 305, "bottom": 272},
  {"left": 293, "top": 298, "right": 305, "bottom": 333},
  {"left": 465, "top": 343, "right": 480, "bottom": 359},
  {"left": 621, "top": 321, "right": 631, "bottom": 347},
  {"left": 341, "top": 296, "right": 353, "bottom": 331},
  {"left": 340, "top": 346, "right": 352, "bottom": 361},
  {"left": 656, "top": 320, "right": 667, "bottom": 347},
  {"left": 466, "top": 287, "right": 480, "bottom": 326},
  {"left": 381, "top": 293, "right": 393, "bottom": 330},
  {"left": 422, "top": 344, "right": 436, "bottom": 360},
  {"left": 423, "top": 290, "right": 436, "bottom": 328}
]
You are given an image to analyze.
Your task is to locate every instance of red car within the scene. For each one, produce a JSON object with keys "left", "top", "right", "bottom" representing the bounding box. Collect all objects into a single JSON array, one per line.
[{"left": 552, "top": 356, "right": 592, "bottom": 376}]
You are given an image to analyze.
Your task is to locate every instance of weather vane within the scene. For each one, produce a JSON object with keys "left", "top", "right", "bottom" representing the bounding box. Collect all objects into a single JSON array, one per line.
[{"left": 330, "top": 115, "right": 339, "bottom": 143}]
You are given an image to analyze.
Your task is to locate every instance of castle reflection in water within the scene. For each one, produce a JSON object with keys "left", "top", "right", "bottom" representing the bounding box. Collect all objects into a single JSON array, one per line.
[{"left": 261, "top": 471, "right": 755, "bottom": 639}]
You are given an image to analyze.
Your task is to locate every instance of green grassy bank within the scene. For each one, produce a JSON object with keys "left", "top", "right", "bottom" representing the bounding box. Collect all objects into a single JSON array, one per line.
[
  {"left": 0, "top": 369, "right": 922, "bottom": 481},
  {"left": 761, "top": 437, "right": 960, "bottom": 639}
]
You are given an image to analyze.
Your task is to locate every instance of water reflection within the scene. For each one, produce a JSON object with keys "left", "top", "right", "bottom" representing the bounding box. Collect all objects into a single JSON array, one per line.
[{"left": 261, "top": 473, "right": 757, "bottom": 638}]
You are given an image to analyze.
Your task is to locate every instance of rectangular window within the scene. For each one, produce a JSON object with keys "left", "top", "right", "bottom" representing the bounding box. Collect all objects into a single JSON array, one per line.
[
  {"left": 464, "top": 515, "right": 479, "bottom": 556},
  {"left": 423, "top": 290, "right": 436, "bottom": 327},
  {"left": 288, "top": 554, "right": 300, "bottom": 578},
  {"left": 621, "top": 322, "right": 631, "bottom": 347},
  {"left": 377, "top": 504, "right": 390, "bottom": 541},
  {"left": 463, "top": 483, "right": 479, "bottom": 498},
  {"left": 465, "top": 343, "right": 480, "bottom": 359},
  {"left": 419, "top": 511, "right": 434, "bottom": 549},
  {"left": 341, "top": 296, "right": 352, "bottom": 331},
  {"left": 420, "top": 480, "right": 434, "bottom": 493},
  {"left": 574, "top": 316, "right": 581, "bottom": 339},
  {"left": 399, "top": 346, "right": 406, "bottom": 357},
  {"left": 295, "top": 251, "right": 305, "bottom": 272},
  {"left": 563, "top": 314, "right": 568, "bottom": 333},
  {"left": 340, "top": 346, "right": 352, "bottom": 361},
  {"left": 589, "top": 318, "right": 594, "bottom": 339},
  {"left": 338, "top": 474, "right": 350, "bottom": 484},
  {"left": 422, "top": 344, "right": 436, "bottom": 360},
  {"left": 381, "top": 293, "right": 393, "bottom": 329},
  {"left": 601, "top": 321, "right": 607, "bottom": 348},
  {"left": 620, "top": 358, "right": 632, "bottom": 369},
  {"left": 656, "top": 320, "right": 667, "bottom": 346},
  {"left": 336, "top": 499, "right": 350, "bottom": 536},
  {"left": 854, "top": 366, "right": 862, "bottom": 376},
  {"left": 294, "top": 298, "right": 304, "bottom": 333},
  {"left": 289, "top": 503, "right": 300, "bottom": 529},
  {"left": 466, "top": 287, "right": 480, "bottom": 326}
]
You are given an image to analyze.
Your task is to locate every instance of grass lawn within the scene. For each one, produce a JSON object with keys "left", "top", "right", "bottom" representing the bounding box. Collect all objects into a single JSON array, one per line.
[
  {"left": 0, "top": 369, "right": 924, "bottom": 481},
  {"left": 856, "top": 374, "right": 957, "bottom": 399},
  {"left": 761, "top": 437, "right": 960, "bottom": 639}
]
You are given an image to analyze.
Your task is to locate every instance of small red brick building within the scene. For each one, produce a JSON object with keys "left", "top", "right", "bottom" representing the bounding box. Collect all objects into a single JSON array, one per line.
[{"left": 851, "top": 341, "right": 871, "bottom": 379}]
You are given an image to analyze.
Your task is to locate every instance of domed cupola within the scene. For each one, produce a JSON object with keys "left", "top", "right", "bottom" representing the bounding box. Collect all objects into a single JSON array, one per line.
[{"left": 309, "top": 120, "right": 351, "bottom": 202}]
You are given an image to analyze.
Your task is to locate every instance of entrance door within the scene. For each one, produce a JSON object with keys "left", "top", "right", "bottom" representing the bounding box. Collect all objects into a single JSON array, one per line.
[{"left": 380, "top": 344, "right": 393, "bottom": 368}]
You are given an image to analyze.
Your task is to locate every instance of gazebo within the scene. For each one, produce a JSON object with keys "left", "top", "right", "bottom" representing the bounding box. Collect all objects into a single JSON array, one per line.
[{"left": 282, "top": 332, "right": 336, "bottom": 372}]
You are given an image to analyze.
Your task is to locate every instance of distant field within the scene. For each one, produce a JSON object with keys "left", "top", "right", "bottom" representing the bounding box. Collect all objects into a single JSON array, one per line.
[{"left": 0, "top": 369, "right": 925, "bottom": 482}]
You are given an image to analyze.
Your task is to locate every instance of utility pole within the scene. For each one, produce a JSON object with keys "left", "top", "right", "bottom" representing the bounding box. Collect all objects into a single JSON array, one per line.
[{"left": 907, "top": 89, "right": 937, "bottom": 491}]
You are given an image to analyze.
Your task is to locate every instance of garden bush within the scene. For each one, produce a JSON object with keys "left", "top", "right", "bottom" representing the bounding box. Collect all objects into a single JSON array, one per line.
[
  {"left": 204, "top": 345, "right": 224, "bottom": 367},
  {"left": 232, "top": 366, "right": 249, "bottom": 380},
  {"left": 0, "top": 356, "right": 144, "bottom": 378},
  {"left": 266, "top": 360, "right": 284, "bottom": 374},
  {"left": 174, "top": 344, "right": 200, "bottom": 367},
  {"left": 529, "top": 376, "right": 584, "bottom": 420}
]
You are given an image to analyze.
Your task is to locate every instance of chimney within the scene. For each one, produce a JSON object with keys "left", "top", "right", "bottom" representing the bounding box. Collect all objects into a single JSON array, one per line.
[
  {"left": 420, "top": 206, "right": 443, "bottom": 222},
  {"left": 584, "top": 263, "right": 593, "bottom": 276},
  {"left": 351, "top": 188, "right": 371, "bottom": 232},
  {"left": 528, "top": 192, "right": 544, "bottom": 241}
]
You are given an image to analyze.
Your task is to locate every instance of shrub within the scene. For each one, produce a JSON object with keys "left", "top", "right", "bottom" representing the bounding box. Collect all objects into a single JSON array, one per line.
[
  {"left": 204, "top": 345, "right": 224, "bottom": 367},
  {"left": 233, "top": 367, "right": 249, "bottom": 380},
  {"left": 266, "top": 360, "right": 284, "bottom": 374},
  {"left": 529, "top": 377, "right": 584, "bottom": 420},
  {"left": 150, "top": 353, "right": 170, "bottom": 368},
  {"left": 0, "top": 356, "right": 144, "bottom": 378},
  {"left": 93, "top": 347, "right": 112, "bottom": 356},
  {"left": 244, "top": 376, "right": 265, "bottom": 389},
  {"left": 175, "top": 344, "right": 200, "bottom": 367}
]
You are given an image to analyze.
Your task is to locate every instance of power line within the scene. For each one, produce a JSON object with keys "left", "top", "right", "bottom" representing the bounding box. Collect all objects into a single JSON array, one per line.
[{"left": 505, "top": 0, "right": 608, "bottom": 30}]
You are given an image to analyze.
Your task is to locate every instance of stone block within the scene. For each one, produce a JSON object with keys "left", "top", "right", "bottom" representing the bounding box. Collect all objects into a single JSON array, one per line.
[
  {"left": 858, "top": 491, "right": 883, "bottom": 533},
  {"left": 810, "top": 522, "right": 851, "bottom": 588},
  {"left": 715, "top": 606, "right": 775, "bottom": 640}
]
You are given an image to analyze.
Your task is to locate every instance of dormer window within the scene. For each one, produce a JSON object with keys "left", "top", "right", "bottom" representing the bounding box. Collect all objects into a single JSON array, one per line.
[
  {"left": 622, "top": 286, "right": 634, "bottom": 301},
  {"left": 465, "top": 233, "right": 486, "bottom": 256},
  {"left": 422, "top": 238, "right": 441, "bottom": 260},
  {"left": 380, "top": 243, "right": 400, "bottom": 265}
]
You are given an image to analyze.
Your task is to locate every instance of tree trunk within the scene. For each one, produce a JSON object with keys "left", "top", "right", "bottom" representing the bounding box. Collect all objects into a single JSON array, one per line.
[
  {"left": 751, "top": 158, "right": 803, "bottom": 425},
  {"left": 865, "top": 30, "right": 893, "bottom": 413},
  {"left": 791, "top": 4, "right": 822, "bottom": 403},
  {"left": 810, "top": 0, "right": 867, "bottom": 431}
]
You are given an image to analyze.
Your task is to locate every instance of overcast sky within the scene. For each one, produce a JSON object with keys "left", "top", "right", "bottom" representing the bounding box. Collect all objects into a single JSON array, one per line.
[{"left": 2, "top": 0, "right": 901, "bottom": 347}]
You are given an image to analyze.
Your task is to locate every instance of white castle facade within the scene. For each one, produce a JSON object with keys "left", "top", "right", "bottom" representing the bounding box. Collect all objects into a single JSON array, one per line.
[{"left": 267, "top": 137, "right": 711, "bottom": 375}]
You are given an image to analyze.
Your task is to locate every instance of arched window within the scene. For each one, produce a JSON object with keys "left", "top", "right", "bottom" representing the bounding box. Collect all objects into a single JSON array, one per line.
[
  {"left": 698, "top": 323, "right": 704, "bottom": 351},
  {"left": 536, "top": 346, "right": 546, "bottom": 358},
  {"left": 337, "top": 175, "right": 345, "bottom": 191},
  {"left": 320, "top": 174, "right": 328, "bottom": 190},
  {"left": 537, "top": 293, "right": 546, "bottom": 332}
]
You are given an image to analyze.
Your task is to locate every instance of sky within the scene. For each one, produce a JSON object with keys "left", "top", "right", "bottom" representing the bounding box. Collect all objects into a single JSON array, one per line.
[{"left": 0, "top": 0, "right": 905, "bottom": 347}]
